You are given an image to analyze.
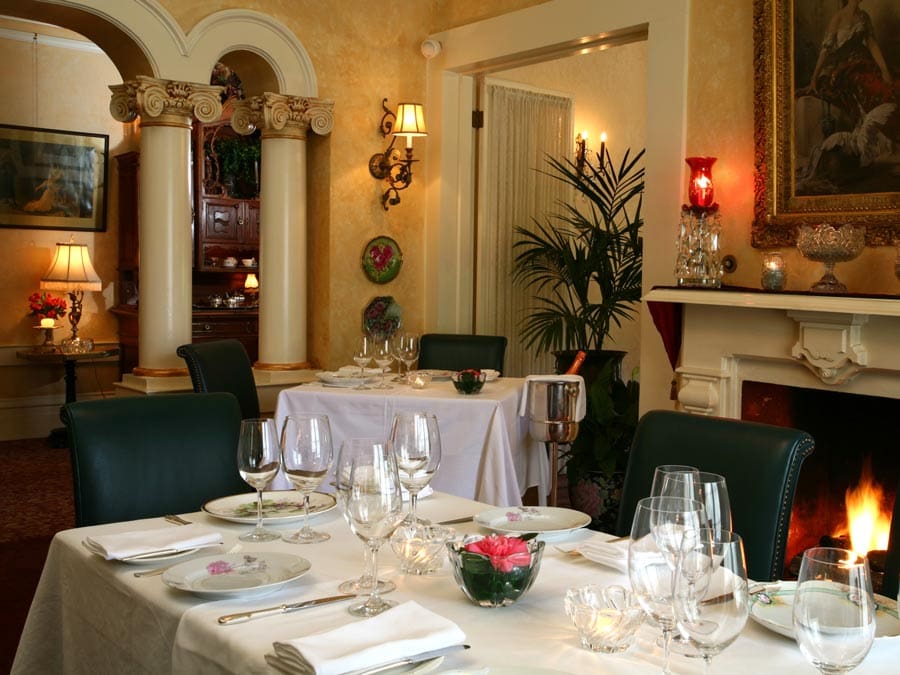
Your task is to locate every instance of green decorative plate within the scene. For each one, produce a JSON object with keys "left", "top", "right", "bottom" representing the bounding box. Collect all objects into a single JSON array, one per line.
[{"left": 361, "top": 235, "right": 403, "bottom": 283}]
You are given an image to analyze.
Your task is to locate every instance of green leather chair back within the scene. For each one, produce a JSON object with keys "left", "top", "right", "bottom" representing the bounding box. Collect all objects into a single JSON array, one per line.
[
  {"left": 63, "top": 392, "right": 250, "bottom": 526},
  {"left": 418, "top": 333, "right": 507, "bottom": 374},
  {"left": 615, "top": 409, "right": 815, "bottom": 581},
  {"left": 177, "top": 339, "right": 261, "bottom": 419}
]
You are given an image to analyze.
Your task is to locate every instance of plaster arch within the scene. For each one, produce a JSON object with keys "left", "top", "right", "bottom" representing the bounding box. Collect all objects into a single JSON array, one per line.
[{"left": 0, "top": 0, "right": 316, "bottom": 95}]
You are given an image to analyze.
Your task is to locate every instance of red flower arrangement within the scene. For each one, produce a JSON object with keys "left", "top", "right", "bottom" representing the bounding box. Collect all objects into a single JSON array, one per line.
[
  {"left": 464, "top": 534, "right": 532, "bottom": 573},
  {"left": 448, "top": 533, "right": 545, "bottom": 607},
  {"left": 28, "top": 291, "right": 67, "bottom": 321}
]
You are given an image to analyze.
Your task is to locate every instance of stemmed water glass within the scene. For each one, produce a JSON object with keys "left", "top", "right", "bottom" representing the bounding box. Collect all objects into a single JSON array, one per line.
[
  {"left": 793, "top": 547, "right": 876, "bottom": 674},
  {"left": 390, "top": 412, "right": 441, "bottom": 525},
  {"left": 372, "top": 337, "right": 394, "bottom": 389},
  {"left": 674, "top": 529, "right": 750, "bottom": 674},
  {"left": 236, "top": 418, "right": 282, "bottom": 542},
  {"left": 393, "top": 332, "right": 420, "bottom": 383},
  {"left": 279, "top": 414, "right": 333, "bottom": 544},
  {"left": 342, "top": 437, "right": 405, "bottom": 617},
  {"left": 352, "top": 335, "right": 375, "bottom": 389},
  {"left": 335, "top": 438, "right": 396, "bottom": 596},
  {"left": 657, "top": 470, "right": 732, "bottom": 531},
  {"left": 628, "top": 496, "right": 704, "bottom": 675}
]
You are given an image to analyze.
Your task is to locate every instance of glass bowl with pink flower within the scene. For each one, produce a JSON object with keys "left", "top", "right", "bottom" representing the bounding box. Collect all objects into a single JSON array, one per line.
[{"left": 447, "top": 533, "right": 544, "bottom": 607}]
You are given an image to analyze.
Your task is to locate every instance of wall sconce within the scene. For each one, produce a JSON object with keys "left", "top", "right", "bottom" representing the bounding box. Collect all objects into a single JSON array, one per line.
[
  {"left": 40, "top": 237, "right": 102, "bottom": 352},
  {"left": 675, "top": 156, "right": 723, "bottom": 288},
  {"left": 575, "top": 131, "right": 588, "bottom": 177},
  {"left": 368, "top": 98, "right": 427, "bottom": 210}
]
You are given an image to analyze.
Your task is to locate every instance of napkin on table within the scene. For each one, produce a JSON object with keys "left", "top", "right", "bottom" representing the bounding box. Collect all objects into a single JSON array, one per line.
[
  {"left": 576, "top": 534, "right": 628, "bottom": 573},
  {"left": 83, "top": 523, "right": 223, "bottom": 560},
  {"left": 265, "top": 600, "right": 466, "bottom": 675},
  {"left": 517, "top": 374, "right": 587, "bottom": 421},
  {"left": 337, "top": 365, "right": 384, "bottom": 376}
]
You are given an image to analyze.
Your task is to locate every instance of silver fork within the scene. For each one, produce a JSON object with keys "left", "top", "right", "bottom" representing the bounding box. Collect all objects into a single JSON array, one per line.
[
  {"left": 164, "top": 514, "right": 192, "bottom": 526},
  {"left": 134, "top": 543, "right": 242, "bottom": 578}
]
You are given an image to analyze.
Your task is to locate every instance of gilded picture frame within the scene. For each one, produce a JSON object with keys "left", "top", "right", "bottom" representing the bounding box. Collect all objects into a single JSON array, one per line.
[
  {"left": 0, "top": 124, "right": 108, "bottom": 232},
  {"left": 752, "top": 0, "right": 900, "bottom": 248}
]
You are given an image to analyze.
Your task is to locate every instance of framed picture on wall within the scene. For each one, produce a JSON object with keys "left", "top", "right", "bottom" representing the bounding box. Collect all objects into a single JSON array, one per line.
[
  {"left": 0, "top": 124, "right": 108, "bottom": 232},
  {"left": 752, "top": 0, "right": 900, "bottom": 248}
]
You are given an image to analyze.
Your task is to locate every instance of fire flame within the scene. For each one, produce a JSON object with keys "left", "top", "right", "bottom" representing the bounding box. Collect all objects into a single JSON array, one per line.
[{"left": 843, "top": 460, "right": 891, "bottom": 556}]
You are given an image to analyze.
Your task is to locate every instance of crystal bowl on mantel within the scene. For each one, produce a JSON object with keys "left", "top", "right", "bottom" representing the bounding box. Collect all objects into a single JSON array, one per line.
[{"left": 796, "top": 224, "right": 865, "bottom": 293}]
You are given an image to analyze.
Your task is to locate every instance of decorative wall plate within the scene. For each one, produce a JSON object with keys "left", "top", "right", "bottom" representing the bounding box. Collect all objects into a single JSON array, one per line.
[
  {"left": 363, "top": 295, "right": 402, "bottom": 337},
  {"left": 361, "top": 235, "right": 403, "bottom": 283}
]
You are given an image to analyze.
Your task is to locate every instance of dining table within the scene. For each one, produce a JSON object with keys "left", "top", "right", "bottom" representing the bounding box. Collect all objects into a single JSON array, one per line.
[
  {"left": 273, "top": 375, "right": 548, "bottom": 507},
  {"left": 12, "top": 492, "right": 898, "bottom": 674}
]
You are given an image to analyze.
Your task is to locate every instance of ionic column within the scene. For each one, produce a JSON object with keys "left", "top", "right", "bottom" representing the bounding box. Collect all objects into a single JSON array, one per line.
[
  {"left": 110, "top": 76, "right": 222, "bottom": 376},
  {"left": 231, "top": 94, "right": 334, "bottom": 369}
]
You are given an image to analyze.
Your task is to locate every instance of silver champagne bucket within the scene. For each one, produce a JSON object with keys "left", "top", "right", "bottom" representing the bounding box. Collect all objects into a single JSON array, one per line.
[{"left": 526, "top": 379, "right": 582, "bottom": 506}]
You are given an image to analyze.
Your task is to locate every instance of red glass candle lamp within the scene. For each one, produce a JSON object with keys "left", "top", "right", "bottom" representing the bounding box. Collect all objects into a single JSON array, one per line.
[{"left": 685, "top": 156, "right": 718, "bottom": 214}]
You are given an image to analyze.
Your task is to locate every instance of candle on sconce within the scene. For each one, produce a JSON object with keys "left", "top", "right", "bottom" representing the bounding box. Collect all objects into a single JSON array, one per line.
[
  {"left": 599, "top": 131, "right": 607, "bottom": 165},
  {"left": 40, "top": 318, "right": 55, "bottom": 328},
  {"left": 761, "top": 251, "right": 786, "bottom": 291}
]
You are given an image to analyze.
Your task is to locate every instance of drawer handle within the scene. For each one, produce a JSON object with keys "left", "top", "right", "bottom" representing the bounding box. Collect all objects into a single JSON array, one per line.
[{"left": 202, "top": 323, "right": 212, "bottom": 332}]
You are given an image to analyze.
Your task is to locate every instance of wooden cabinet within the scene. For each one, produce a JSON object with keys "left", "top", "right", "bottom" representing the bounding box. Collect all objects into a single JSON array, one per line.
[{"left": 194, "top": 119, "right": 261, "bottom": 272}]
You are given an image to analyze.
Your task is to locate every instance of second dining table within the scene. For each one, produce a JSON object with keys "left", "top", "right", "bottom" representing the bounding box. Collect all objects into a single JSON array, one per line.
[{"left": 273, "top": 375, "right": 549, "bottom": 507}]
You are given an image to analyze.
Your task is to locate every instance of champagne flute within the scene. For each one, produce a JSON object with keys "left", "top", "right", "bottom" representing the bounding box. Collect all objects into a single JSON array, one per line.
[
  {"left": 628, "top": 496, "right": 703, "bottom": 675},
  {"left": 236, "top": 418, "right": 281, "bottom": 542},
  {"left": 390, "top": 412, "right": 441, "bottom": 525},
  {"left": 793, "top": 547, "right": 876, "bottom": 674},
  {"left": 335, "top": 438, "right": 396, "bottom": 596},
  {"left": 373, "top": 337, "right": 394, "bottom": 389},
  {"left": 352, "top": 335, "right": 374, "bottom": 390},
  {"left": 343, "top": 438, "right": 405, "bottom": 616},
  {"left": 280, "top": 414, "right": 333, "bottom": 544},
  {"left": 674, "top": 529, "right": 750, "bottom": 675}
]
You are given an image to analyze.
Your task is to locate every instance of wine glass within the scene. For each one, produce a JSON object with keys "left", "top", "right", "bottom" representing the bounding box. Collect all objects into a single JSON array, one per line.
[
  {"left": 657, "top": 470, "right": 732, "bottom": 531},
  {"left": 390, "top": 412, "right": 441, "bottom": 525},
  {"left": 236, "top": 418, "right": 281, "bottom": 542},
  {"left": 335, "top": 438, "right": 396, "bottom": 596},
  {"left": 372, "top": 337, "right": 394, "bottom": 389},
  {"left": 279, "top": 414, "right": 333, "bottom": 544},
  {"left": 674, "top": 529, "right": 750, "bottom": 675},
  {"left": 396, "top": 332, "right": 420, "bottom": 381},
  {"left": 793, "top": 547, "right": 876, "bottom": 674},
  {"left": 651, "top": 465, "right": 699, "bottom": 498},
  {"left": 343, "top": 437, "right": 405, "bottom": 617},
  {"left": 390, "top": 334, "right": 407, "bottom": 382},
  {"left": 352, "top": 335, "right": 374, "bottom": 390},
  {"left": 628, "top": 496, "right": 703, "bottom": 675}
]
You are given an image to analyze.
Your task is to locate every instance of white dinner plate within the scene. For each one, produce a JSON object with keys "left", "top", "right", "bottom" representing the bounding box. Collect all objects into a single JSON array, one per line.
[
  {"left": 316, "top": 371, "right": 379, "bottom": 387},
  {"left": 474, "top": 506, "right": 591, "bottom": 537},
  {"left": 748, "top": 580, "right": 900, "bottom": 639},
  {"left": 442, "top": 668, "right": 570, "bottom": 674},
  {"left": 162, "top": 551, "right": 311, "bottom": 598},
  {"left": 202, "top": 490, "right": 336, "bottom": 524},
  {"left": 481, "top": 369, "right": 500, "bottom": 382}
]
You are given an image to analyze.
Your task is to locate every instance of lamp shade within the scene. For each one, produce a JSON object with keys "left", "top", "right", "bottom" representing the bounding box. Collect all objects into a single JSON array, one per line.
[
  {"left": 40, "top": 242, "right": 102, "bottom": 291},
  {"left": 244, "top": 272, "right": 259, "bottom": 290},
  {"left": 392, "top": 103, "right": 427, "bottom": 137}
]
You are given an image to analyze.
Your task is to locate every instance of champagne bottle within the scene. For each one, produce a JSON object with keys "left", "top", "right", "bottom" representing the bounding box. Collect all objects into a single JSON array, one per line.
[{"left": 564, "top": 350, "right": 586, "bottom": 375}]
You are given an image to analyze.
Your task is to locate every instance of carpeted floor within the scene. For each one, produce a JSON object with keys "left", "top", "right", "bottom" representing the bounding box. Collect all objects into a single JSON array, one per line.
[{"left": 0, "top": 437, "right": 74, "bottom": 673}]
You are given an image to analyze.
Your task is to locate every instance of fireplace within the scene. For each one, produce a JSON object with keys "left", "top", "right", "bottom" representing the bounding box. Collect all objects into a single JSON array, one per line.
[{"left": 646, "top": 287, "right": 900, "bottom": 579}]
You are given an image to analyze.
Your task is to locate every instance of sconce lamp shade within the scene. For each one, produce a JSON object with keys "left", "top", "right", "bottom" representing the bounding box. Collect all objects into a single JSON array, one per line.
[
  {"left": 685, "top": 156, "right": 716, "bottom": 210},
  {"left": 40, "top": 242, "right": 102, "bottom": 291},
  {"left": 392, "top": 103, "right": 427, "bottom": 137},
  {"left": 244, "top": 272, "right": 259, "bottom": 290}
]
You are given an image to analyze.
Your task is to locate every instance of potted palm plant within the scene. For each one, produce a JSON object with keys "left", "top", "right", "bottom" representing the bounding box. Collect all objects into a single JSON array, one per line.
[{"left": 512, "top": 146, "right": 645, "bottom": 530}]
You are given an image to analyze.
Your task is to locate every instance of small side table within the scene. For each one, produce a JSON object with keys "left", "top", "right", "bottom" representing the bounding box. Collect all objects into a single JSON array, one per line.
[{"left": 17, "top": 347, "right": 121, "bottom": 446}]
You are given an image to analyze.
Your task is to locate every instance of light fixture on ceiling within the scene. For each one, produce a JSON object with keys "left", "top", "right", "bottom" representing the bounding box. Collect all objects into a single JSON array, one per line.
[
  {"left": 368, "top": 99, "right": 427, "bottom": 210},
  {"left": 40, "top": 237, "right": 102, "bottom": 353}
]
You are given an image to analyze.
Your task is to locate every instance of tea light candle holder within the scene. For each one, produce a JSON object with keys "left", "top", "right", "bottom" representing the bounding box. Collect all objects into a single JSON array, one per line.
[
  {"left": 409, "top": 371, "right": 432, "bottom": 389},
  {"left": 761, "top": 252, "right": 786, "bottom": 291}
]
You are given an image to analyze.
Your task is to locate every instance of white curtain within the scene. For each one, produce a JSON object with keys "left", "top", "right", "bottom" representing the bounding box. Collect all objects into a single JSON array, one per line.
[{"left": 476, "top": 81, "right": 573, "bottom": 377}]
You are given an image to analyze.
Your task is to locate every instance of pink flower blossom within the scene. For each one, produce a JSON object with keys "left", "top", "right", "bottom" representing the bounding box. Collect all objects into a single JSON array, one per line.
[
  {"left": 206, "top": 560, "right": 233, "bottom": 575},
  {"left": 464, "top": 534, "right": 532, "bottom": 573}
]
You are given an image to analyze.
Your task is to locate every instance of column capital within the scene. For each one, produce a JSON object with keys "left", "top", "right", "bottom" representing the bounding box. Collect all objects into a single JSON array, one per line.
[
  {"left": 109, "top": 76, "right": 223, "bottom": 127},
  {"left": 231, "top": 94, "right": 335, "bottom": 139}
]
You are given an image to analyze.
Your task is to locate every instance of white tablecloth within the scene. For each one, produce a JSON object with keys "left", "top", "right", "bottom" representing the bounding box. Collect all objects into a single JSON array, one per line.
[
  {"left": 13, "top": 493, "right": 898, "bottom": 674},
  {"left": 274, "top": 377, "right": 548, "bottom": 507}
]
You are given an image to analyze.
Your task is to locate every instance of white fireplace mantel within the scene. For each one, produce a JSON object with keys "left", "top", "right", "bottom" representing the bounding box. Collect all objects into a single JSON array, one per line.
[{"left": 645, "top": 288, "right": 900, "bottom": 418}]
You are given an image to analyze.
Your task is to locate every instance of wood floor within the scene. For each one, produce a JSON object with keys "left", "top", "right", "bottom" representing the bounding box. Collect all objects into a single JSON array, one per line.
[{"left": 0, "top": 436, "right": 74, "bottom": 673}]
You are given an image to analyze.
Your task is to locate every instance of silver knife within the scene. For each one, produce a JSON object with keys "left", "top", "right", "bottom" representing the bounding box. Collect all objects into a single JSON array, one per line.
[
  {"left": 437, "top": 515, "right": 475, "bottom": 525},
  {"left": 217, "top": 593, "right": 355, "bottom": 625},
  {"left": 352, "top": 644, "right": 470, "bottom": 675}
]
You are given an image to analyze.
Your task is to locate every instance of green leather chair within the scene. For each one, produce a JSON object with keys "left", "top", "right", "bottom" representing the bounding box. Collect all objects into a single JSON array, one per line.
[
  {"left": 614, "top": 409, "right": 815, "bottom": 581},
  {"left": 177, "top": 339, "right": 261, "bottom": 419},
  {"left": 418, "top": 333, "right": 508, "bottom": 374},
  {"left": 882, "top": 479, "right": 900, "bottom": 600},
  {"left": 63, "top": 392, "right": 251, "bottom": 526}
]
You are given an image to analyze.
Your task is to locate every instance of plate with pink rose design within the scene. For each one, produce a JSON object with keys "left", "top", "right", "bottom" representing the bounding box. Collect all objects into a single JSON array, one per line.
[
  {"left": 361, "top": 235, "right": 403, "bottom": 284},
  {"left": 474, "top": 506, "right": 591, "bottom": 538},
  {"left": 162, "top": 552, "right": 311, "bottom": 598}
]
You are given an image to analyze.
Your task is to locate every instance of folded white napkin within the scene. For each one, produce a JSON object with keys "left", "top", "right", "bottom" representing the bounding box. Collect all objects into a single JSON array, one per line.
[
  {"left": 83, "top": 523, "right": 223, "bottom": 560},
  {"left": 265, "top": 601, "right": 466, "bottom": 675},
  {"left": 577, "top": 535, "right": 629, "bottom": 573},
  {"left": 518, "top": 374, "right": 587, "bottom": 421}
]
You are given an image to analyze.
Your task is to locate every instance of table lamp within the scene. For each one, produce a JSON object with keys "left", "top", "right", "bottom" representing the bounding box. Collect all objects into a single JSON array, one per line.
[{"left": 40, "top": 238, "right": 102, "bottom": 353}]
